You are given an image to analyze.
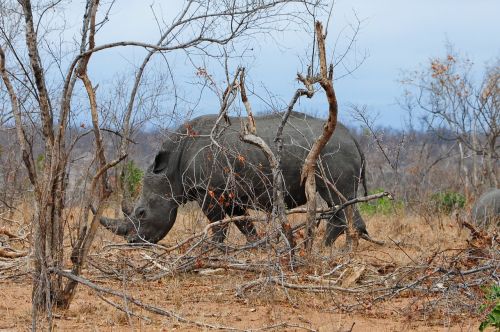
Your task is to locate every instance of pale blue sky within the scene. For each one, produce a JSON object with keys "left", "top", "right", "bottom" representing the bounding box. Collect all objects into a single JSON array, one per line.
[{"left": 73, "top": 0, "right": 500, "bottom": 128}]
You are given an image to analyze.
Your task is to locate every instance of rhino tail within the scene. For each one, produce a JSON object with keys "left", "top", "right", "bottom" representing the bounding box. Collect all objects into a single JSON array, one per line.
[{"left": 361, "top": 157, "right": 368, "bottom": 197}]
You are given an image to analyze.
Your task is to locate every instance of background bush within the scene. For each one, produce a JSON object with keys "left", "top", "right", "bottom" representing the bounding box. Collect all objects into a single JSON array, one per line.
[
  {"left": 121, "top": 160, "right": 144, "bottom": 199},
  {"left": 359, "top": 188, "right": 403, "bottom": 215},
  {"left": 430, "top": 191, "right": 466, "bottom": 213}
]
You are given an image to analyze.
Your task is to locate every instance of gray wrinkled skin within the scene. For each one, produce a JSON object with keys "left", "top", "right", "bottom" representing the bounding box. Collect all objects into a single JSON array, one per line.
[
  {"left": 101, "top": 112, "right": 369, "bottom": 245},
  {"left": 472, "top": 188, "right": 500, "bottom": 229}
]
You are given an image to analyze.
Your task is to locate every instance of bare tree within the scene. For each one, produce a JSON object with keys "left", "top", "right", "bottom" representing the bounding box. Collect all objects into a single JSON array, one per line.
[
  {"left": 298, "top": 21, "right": 341, "bottom": 251},
  {"left": 199, "top": 20, "right": 369, "bottom": 257},
  {"left": 110, "top": 0, "right": 322, "bottom": 216},
  {"left": 0, "top": 0, "right": 328, "bottom": 327},
  {"left": 402, "top": 50, "right": 499, "bottom": 195},
  {"left": 0, "top": 1, "right": 124, "bottom": 326}
]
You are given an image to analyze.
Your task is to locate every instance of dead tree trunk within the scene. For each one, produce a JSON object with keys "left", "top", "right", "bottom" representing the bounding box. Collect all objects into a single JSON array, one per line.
[
  {"left": 1, "top": 1, "right": 69, "bottom": 324},
  {"left": 60, "top": 0, "right": 126, "bottom": 308},
  {"left": 300, "top": 21, "right": 342, "bottom": 252},
  {"left": 2, "top": 0, "right": 125, "bottom": 321},
  {"left": 20, "top": 0, "right": 67, "bottom": 318}
]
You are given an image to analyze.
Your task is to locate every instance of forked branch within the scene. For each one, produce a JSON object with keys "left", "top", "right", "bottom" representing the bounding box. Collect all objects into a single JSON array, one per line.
[
  {"left": 239, "top": 68, "right": 296, "bottom": 254},
  {"left": 300, "top": 21, "right": 340, "bottom": 252}
]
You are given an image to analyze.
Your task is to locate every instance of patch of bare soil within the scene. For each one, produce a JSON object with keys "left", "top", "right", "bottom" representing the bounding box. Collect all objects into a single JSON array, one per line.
[
  {"left": 0, "top": 275, "right": 480, "bottom": 331},
  {"left": 0, "top": 205, "right": 494, "bottom": 331}
]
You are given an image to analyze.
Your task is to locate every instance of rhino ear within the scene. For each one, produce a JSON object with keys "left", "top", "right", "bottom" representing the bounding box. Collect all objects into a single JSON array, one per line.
[{"left": 152, "top": 151, "right": 169, "bottom": 174}]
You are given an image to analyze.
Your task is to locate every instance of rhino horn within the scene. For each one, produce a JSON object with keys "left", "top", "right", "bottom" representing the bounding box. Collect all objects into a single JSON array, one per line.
[{"left": 99, "top": 217, "right": 131, "bottom": 236}]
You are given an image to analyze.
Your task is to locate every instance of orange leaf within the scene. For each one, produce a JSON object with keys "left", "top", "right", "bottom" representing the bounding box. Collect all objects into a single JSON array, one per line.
[{"left": 218, "top": 194, "right": 225, "bottom": 204}]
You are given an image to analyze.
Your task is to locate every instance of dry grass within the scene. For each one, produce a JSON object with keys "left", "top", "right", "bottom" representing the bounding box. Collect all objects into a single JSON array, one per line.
[{"left": 0, "top": 202, "right": 496, "bottom": 331}]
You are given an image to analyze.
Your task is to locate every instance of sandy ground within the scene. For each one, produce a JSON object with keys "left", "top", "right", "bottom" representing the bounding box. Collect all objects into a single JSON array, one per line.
[
  {"left": 0, "top": 276, "right": 481, "bottom": 331},
  {"left": 0, "top": 204, "right": 492, "bottom": 331}
]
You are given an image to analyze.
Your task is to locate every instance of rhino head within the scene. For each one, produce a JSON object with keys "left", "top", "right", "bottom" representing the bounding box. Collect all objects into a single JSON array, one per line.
[{"left": 100, "top": 150, "right": 181, "bottom": 243}]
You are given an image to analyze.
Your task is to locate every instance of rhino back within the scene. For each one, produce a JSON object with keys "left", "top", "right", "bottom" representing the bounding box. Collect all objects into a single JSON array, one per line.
[
  {"left": 472, "top": 188, "right": 500, "bottom": 228},
  {"left": 166, "top": 112, "right": 363, "bottom": 207}
]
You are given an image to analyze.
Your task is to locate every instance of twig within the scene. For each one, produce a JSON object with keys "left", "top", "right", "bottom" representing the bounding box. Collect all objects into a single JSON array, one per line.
[
  {"left": 237, "top": 276, "right": 362, "bottom": 298},
  {"left": 55, "top": 268, "right": 318, "bottom": 331},
  {"left": 101, "top": 128, "right": 137, "bottom": 144},
  {"left": 250, "top": 322, "right": 316, "bottom": 332},
  {"left": 0, "top": 216, "right": 23, "bottom": 227},
  {"left": 388, "top": 236, "right": 418, "bottom": 265},
  {"left": 0, "top": 228, "right": 19, "bottom": 238},
  {"left": 53, "top": 269, "right": 241, "bottom": 330},
  {"left": 0, "top": 247, "right": 28, "bottom": 258},
  {"left": 95, "top": 292, "right": 152, "bottom": 323}
]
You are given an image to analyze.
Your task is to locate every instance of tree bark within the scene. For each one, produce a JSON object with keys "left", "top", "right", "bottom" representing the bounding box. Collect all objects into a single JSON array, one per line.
[{"left": 300, "top": 21, "right": 339, "bottom": 252}]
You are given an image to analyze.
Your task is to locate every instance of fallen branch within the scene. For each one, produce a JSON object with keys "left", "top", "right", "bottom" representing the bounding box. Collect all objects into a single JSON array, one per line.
[
  {"left": 0, "top": 216, "right": 22, "bottom": 225},
  {"left": 459, "top": 218, "right": 493, "bottom": 242},
  {"left": 154, "top": 191, "right": 392, "bottom": 255},
  {"left": 251, "top": 322, "right": 316, "bottom": 332},
  {"left": 0, "top": 247, "right": 28, "bottom": 259},
  {"left": 53, "top": 269, "right": 241, "bottom": 330},
  {"left": 284, "top": 191, "right": 393, "bottom": 217},
  {"left": 95, "top": 292, "right": 152, "bottom": 323},
  {"left": 237, "top": 276, "right": 363, "bottom": 298},
  {"left": 0, "top": 228, "right": 18, "bottom": 238},
  {"left": 54, "top": 269, "right": 316, "bottom": 331}
]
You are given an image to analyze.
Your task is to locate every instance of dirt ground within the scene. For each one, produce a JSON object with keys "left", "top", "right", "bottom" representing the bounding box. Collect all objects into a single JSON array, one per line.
[{"left": 0, "top": 204, "right": 494, "bottom": 331}]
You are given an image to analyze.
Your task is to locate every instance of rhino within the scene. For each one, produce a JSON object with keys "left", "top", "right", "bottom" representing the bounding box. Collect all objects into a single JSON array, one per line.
[
  {"left": 100, "top": 112, "right": 371, "bottom": 246},
  {"left": 472, "top": 188, "right": 500, "bottom": 228}
]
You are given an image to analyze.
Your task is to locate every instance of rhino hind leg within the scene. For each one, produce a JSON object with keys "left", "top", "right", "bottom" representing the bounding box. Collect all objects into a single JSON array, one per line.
[
  {"left": 324, "top": 212, "right": 346, "bottom": 246},
  {"left": 324, "top": 207, "right": 368, "bottom": 246}
]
